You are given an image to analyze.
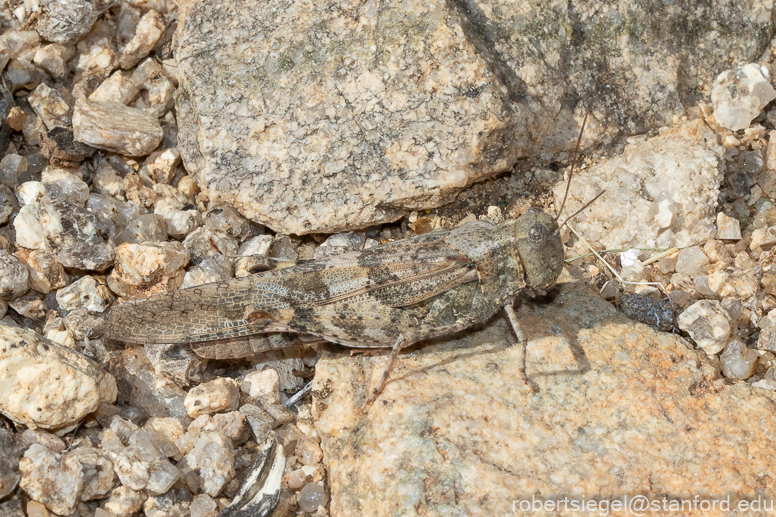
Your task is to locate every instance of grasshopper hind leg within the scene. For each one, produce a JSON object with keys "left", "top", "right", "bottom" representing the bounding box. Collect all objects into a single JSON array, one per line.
[{"left": 504, "top": 304, "right": 537, "bottom": 393}]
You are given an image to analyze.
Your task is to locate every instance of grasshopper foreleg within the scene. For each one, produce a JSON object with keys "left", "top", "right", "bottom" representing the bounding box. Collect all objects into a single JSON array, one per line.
[{"left": 504, "top": 304, "right": 537, "bottom": 393}]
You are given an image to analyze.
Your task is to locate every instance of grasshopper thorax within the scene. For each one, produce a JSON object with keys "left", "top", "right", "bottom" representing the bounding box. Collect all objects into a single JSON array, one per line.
[{"left": 513, "top": 207, "right": 564, "bottom": 291}]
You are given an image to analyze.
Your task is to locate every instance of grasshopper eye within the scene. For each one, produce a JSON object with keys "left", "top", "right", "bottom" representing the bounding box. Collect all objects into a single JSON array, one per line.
[
  {"left": 514, "top": 209, "right": 564, "bottom": 290},
  {"left": 528, "top": 224, "right": 548, "bottom": 245}
]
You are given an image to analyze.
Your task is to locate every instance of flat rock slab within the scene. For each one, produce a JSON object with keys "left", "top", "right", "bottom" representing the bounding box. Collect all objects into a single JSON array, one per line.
[
  {"left": 175, "top": 0, "right": 771, "bottom": 234},
  {"left": 313, "top": 282, "right": 776, "bottom": 515},
  {"left": 176, "top": 0, "right": 514, "bottom": 234}
]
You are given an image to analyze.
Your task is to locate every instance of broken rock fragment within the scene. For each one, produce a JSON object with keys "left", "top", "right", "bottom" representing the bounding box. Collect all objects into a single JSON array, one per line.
[
  {"left": 119, "top": 9, "right": 166, "bottom": 69},
  {"left": 0, "top": 429, "right": 20, "bottom": 499},
  {"left": 0, "top": 324, "right": 104, "bottom": 429},
  {"left": 27, "top": 83, "right": 72, "bottom": 130},
  {"left": 19, "top": 444, "right": 84, "bottom": 515},
  {"left": 15, "top": 249, "right": 69, "bottom": 294},
  {"left": 37, "top": 196, "right": 115, "bottom": 271},
  {"left": 66, "top": 447, "right": 115, "bottom": 501},
  {"left": 553, "top": 119, "right": 723, "bottom": 250},
  {"left": 73, "top": 99, "right": 163, "bottom": 157},
  {"left": 107, "top": 241, "right": 189, "bottom": 297},
  {"left": 36, "top": 0, "right": 108, "bottom": 44},
  {"left": 0, "top": 250, "right": 30, "bottom": 301},
  {"left": 184, "top": 378, "right": 240, "bottom": 418},
  {"left": 712, "top": 64, "right": 776, "bottom": 131},
  {"left": 677, "top": 300, "right": 734, "bottom": 356},
  {"left": 179, "top": 431, "right": 235, "bottom": 497},
  {"left": 39, "top": 127, "right": 96, "bottom": 167}
]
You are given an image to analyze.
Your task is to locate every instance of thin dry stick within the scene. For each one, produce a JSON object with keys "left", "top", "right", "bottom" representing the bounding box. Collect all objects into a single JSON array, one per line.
[
  {"left": 567, "top": 224, "right": 669, "bottom": 296},
  {"left": 556, "top": 110, "right": 590, "bottom": 221},
  {"left": 567, "top": 247, "right": 675, "bottom": 263},
  {"left": 641, "top": 247, "right": 680, "bottom": 266}
]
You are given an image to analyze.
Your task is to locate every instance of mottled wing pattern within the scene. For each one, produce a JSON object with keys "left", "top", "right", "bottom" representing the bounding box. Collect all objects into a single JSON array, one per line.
[
  {"left": 103, "top": 279, "right": 276, "bottom": 345},
  {"left": 104, "top": 236, "right": 479, "bottom": 346}
]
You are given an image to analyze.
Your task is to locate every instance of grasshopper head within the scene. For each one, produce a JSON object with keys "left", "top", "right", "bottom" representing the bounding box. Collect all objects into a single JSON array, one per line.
[{"left": 514, "top": 207, "right": 564, "bottom": 291}]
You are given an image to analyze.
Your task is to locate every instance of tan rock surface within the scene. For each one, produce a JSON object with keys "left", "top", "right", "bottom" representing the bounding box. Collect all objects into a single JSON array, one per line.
[{"left": 314, "top": 281, "right": 776, "bottom": 516}]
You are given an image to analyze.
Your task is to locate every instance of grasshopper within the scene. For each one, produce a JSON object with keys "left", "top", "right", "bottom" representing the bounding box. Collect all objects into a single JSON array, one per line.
[{"left": 102, "top": 118, "right": 596, "bottom": 408}]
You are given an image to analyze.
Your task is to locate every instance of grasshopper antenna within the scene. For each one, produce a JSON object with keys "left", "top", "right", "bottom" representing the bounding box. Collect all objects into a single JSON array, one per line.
[
  {"left": 559, "top": 189, "right": 606, "bottom": 229},
  {"left": 556, "top": 110, "right": 590, "bottom": 221}
]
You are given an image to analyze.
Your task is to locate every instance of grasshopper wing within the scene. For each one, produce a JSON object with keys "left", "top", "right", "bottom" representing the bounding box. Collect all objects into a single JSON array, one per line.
[{"left": 102, "top": 277, "right": 276, "bottom": 345}]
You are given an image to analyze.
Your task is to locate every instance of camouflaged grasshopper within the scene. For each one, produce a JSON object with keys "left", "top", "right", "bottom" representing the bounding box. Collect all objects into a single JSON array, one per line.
[{"left": 103, "top": 117, "right": 595, "bottom": 407}]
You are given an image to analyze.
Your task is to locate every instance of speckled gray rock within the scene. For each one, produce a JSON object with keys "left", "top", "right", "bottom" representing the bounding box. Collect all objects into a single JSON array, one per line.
[
  {"left": 0, "top": 324, "right": 103, "bottom": 429},
  {"left": 141, "top": 148, "right": 181, "bottom": 185},
  {"left": 17, "top": 429, "right": 66, "bottom": 454},
  {"left": 179, "top": 431, "right": 235, "bottom": 497},
  {"left": 180, "top": 257, "right": 231, "bottom": 288},
  {"left": 40, "top": 166, "right": 90, "bottom": 206},
  {"left": 0, "top": 154, "right": 27, "bottom": 188},
  {"left": 0, "top": 250, "right": 30, "bottom": 301},
  {"left": 554, "top": 119, "right": 724, "bottom": 250},
  {"left": 37, "top": 196, "right": 115, "bottom": 271},
  {"left": 114, "top": 213, "right": 168, "bottom": 245},
  {"left": 176, "top": 0, "right": 518, "bottom": 234},
  {"left": 36, "top": 0, "right": 114, "bottom": 44},
  {"left": 56, "top": 275, "right": 114, "bottom": 312},
  {"left": 109, "top": 349, "right": 191, "bottom": 423},
  {"left": 182, "top": 227, "right": 238, "bottom": 265},
  {"left": 0, "top": 429, "right": 20, "bottom": 499},
  {"left": 86, "top": 193, "right": 144, "bottom": 241},
  {"left": 146, "top": 458, "right": 180, "bottom": 494},
  {"left": 0, "top": 185, "right": 17, "bottom": 225},
  {"left": 677, "top": 299, "right": 734, "bottom": 356},
  {"left": 241, "top": 368, "right": 280, "bottom": 405},
  {"left": 15, "top": 249, "right": 69, "bottom": 294},
  {"left": 19, "top": 444, "right": 84, "bottom": 515},
  {"left": 297, "top": 482, "right": 327, "bottom": 513},
  {"left": 73, "top": 99, "right": 163, "bottom": 156},
  {"left": 238, "top": 404, "right": 274, "bottom": 440},
  {"left": 720, "top": 340, "right": 758, "bottom": 380},
  {"left": 314, "top": 281, "right": 776, "bottom": 514},
  {"left": 67, "top": 447, "right": 115, "bottom": 501},
  {"left": 0, "top": 495, "right": 23, "bottom": 517},
  {"left": 712, "top": 63, "right": 776, "bottom": 131},
  {"left": 176, "top": 0, "right": 771, "bottom": 234},
  {"left": 8, "top": 292, "right": 46, "bottom": 320},
  {"left": 476, "top": 0, "right": 771, "bottom": 152},
  {"left": 203, "top": 205, "right": 253, "bottom": 242},
  {"left": 159, "top": 208, "right": 202, "bottom": 240},
  {"left": 717, "top": 212, "right": 743, "bottom": 240},
  {"left": 201, "top": 411, "right": 250, "bottom": 445},
  {"left": 144, "top": 343, "right": 204, "bottom": 387}
]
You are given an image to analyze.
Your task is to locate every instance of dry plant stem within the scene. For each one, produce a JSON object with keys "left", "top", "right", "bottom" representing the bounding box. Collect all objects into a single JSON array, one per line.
[
  {"left": 567, "top": 224, "right": 669, "bottom": 296},
  {"left": 283, "top": 381, "right": 313, "bottom": 408},
  {"left": 642, "top": 247, "right": 680, "bottom": 266},
  {"left": 556, "top": 110, "right": 590, "bottom": 220}
]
